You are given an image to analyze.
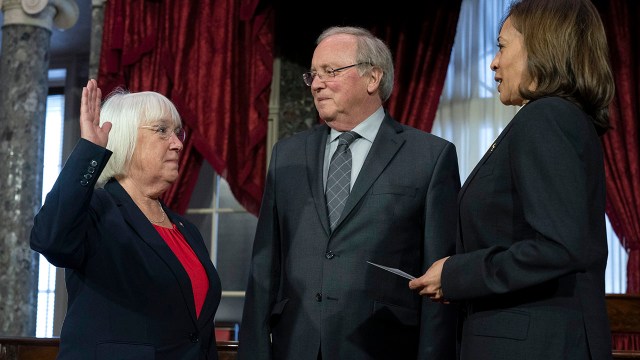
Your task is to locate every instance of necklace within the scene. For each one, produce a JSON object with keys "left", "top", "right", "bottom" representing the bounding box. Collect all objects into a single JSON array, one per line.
[{"left": 147, "top": 201, "right": 166, "bottom": 224}]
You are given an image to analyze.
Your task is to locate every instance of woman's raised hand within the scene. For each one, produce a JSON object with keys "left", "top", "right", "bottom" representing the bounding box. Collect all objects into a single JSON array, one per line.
[{"left": 80, "top": 79, "right": 112, "bottom": 147}]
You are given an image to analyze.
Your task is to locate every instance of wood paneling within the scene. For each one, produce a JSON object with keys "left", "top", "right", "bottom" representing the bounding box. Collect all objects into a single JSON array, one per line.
[{"left": 0, "top": 337, "right": 238, "bottom": 360}]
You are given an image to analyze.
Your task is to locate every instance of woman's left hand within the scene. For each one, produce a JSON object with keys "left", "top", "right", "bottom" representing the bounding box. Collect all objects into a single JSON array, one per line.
[
  {"left": 409, "top": 256, "right": 450, "bottom": 302},
  {"left": 80, "top": 79, "right": 111, "bottom": 147}
]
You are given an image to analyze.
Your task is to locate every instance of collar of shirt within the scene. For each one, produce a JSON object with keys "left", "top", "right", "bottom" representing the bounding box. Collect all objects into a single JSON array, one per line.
[{"left": 324, "top": 107, "right": 385, "bottom": 191}]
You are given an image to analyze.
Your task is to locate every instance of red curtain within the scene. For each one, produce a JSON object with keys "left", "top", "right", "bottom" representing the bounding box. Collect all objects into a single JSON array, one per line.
[
  {"left": 276, "top": 2, "right": 461, "bottom": 132},
  {"left": 374, "top": 2, "right": 462, "bottom": 132},
  {"left": 612, "top": 333, "right": 640, "bottom": 352},
  {"left": 595, "top": 0, "right": 640, "bottom": 297},
  {"left": 98, "top": 0, "right": 273, "bottom": 215},
  {"left": 97, "top": 1, "right": 460, "bottom": 215}
]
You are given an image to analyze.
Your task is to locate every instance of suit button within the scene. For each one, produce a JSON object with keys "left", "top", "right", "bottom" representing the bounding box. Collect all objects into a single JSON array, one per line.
[
  {"left": 325, "top": 251, "right": 335, "bottom": 259},
  {"left": 188, "top": 333, "right": 199, "bottom": 343},
  {"left": 80, "top": 179, "right": 89, "bottom": 186},
  {"left": 90, "top": 160, "right": 98, "bottom": 167},
  {"left": 315, "top": 293, "right": 322, "bottom": 302},
  {"left": 87, "top": 166, "right": 95, "bottom": 174}
]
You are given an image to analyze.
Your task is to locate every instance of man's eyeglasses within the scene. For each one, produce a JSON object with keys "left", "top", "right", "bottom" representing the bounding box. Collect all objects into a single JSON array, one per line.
[
  {"left": 140, "top": 125, "right": 186, "bottom": 142},
  {"left": 302, "top": 62, "right": 371, "bottom": 87}
]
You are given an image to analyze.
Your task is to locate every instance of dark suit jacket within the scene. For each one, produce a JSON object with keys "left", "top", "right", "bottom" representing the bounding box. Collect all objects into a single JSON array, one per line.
[
  {"left": 441, "top": 97, "right": 612, "bottom": 360},
  {"left": 239, "top": 114, "right": 460, "bottom": 360},
  {"left": 30, "top": 139, "right": 222, "bottom": 360}
]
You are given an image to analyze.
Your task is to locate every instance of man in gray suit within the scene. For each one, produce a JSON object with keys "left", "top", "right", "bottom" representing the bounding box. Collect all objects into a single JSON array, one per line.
[{"left": 239, "top": 26, "right": 460, "bottom": 360}]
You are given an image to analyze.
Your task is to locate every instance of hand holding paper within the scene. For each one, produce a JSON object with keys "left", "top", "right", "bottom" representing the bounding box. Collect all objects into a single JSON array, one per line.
[{"left": 408, "top": 256, "right": 450, "bottom": 303}]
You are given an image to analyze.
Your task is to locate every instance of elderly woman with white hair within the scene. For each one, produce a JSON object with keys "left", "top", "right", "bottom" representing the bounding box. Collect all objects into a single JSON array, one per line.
[{"left": 31, "top": 79, "right": 221, "bottom": 360}]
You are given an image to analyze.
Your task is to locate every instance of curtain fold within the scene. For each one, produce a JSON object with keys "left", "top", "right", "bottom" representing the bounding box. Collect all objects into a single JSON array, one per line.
[
  {"left": 375, "top": 2, "right": 462, "bottom": 133},
  {"left": 431, "top": 0, "right": 518, "bottom": 181},
  {"left": 98, "top": 0, "right": 274, "bottom": 215},
  {"left": 612, "top": 333, "right": 640, "bottom": 352},
  {"left": 595, "top": 0, "right": 640, "bottom": 296},
  {"left": 97, "top": 0, "right": 459, "bottom": 214}
]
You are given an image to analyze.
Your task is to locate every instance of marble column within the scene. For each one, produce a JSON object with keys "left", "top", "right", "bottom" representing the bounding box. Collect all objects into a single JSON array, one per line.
[
  {"left": 88, "top": 0, "right": 106, "bottom": 80},
  {"left": 278, "top": 57, "right": 316, "bottom": 139},
  {"left": 0, "top": 0, "right": 78, "bottom": 336}
]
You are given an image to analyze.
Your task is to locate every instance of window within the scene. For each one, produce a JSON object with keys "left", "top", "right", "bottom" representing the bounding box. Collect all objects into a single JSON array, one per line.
[
  {"left": 36, "top": 82, "right": 65, "bottom": 337},
  {"left": 183, "top": 163, "right": 257, "bottom": 337},
  {"left": 605, "top": 216, "right": 628, "bottom": 293}
]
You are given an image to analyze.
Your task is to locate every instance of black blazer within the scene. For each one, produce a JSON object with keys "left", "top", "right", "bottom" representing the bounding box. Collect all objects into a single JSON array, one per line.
[
  {"left": 31, "top": 139, "right": 222, "bottom": 360},
  {"left": 442, "top": 97, "right": 612, "bottom": 360},
  {"left": 239, "top": 114, "right": 460, "bottom": 360}
]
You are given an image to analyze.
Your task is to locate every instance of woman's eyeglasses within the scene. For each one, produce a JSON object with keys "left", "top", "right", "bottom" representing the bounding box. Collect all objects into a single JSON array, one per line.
[{"left": 139, "top": 125, "right": 186, "bottom": 142}]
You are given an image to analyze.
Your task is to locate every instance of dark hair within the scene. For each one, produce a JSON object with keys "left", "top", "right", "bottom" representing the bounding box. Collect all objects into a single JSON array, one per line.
[{"left": 507, "top": 0, "right": 614, "bottom": 134}]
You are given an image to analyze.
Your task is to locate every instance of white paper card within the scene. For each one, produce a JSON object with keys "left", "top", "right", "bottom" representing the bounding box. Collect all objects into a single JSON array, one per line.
[{"left": 366, "top": 261, "right": 416, "bottom": 280}]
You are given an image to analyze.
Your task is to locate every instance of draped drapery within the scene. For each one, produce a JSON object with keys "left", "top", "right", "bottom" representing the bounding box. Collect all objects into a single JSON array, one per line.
[
  {"left": 592, "top": 0, "right": 640, "bottom": 351},
  {"left": 611, "top": 334, "right": 640, "bottom": 354},
  {"left": 97, "top": 1, "right": 460, "bottom": 215},
  {"left": 594, "top": 0, "right": 640, "bottom": 298},
  {"left": 98, "top": 0, "right": 273, "bottom": 215},
  {"left": 373, "top": 2, "right": 462, "bottom": 133},
  {"left": 432, "top": 0, "right": 519, "bottom": 182}
]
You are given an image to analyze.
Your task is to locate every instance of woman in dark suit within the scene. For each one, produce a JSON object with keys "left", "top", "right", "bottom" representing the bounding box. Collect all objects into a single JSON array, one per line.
[
  {"left": 31, "top": 79, "right": 221, "bottom": 360},
  {"left": 409, "top": 0, "right": 615, "bottom": 359}
]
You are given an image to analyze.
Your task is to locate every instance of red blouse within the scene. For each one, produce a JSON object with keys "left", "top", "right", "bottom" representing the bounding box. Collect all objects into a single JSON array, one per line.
[{"left": 154, "top": 224, "right": 209, "bottom": 318}]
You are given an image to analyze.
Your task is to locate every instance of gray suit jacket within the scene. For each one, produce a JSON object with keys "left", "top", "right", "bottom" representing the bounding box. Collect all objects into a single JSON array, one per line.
[
  {"left": 239, "top": 114, "right": 460, "bottom": 360},
  {"left": 442, "top": 97, "right": 612, "bottom": 360}
]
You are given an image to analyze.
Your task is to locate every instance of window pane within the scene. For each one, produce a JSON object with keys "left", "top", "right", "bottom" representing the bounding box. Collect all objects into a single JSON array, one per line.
[
  {"left": 187, "top": 162, "right": 215, "bottom": 209},
  {"left": 216, "top": 212, "right": 256, "bottom": 291},
  {"left": 36, "top": 93, "right": 65, "bottom": 337},
  {"left": 214, "top": 212, "right": 256, "bottom": 325},
  {"left": 186, "top": 213, "right": 213, "bottom": 254},
  {"left": 605, "top": 215, "right": 627, "bottom": 293},
  {"left": 218, "top": 178, "right": 246, "bottom": 210},
  {"left": 216, "top": 297, "right": 246, "bottom": 325}
]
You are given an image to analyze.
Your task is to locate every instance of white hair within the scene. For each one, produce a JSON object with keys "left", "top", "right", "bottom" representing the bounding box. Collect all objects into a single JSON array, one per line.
[
  {"left": 97, "top": 89, "right": 182, "bottom": 186},
  {"left": 317, "top": 26, "right": 395, "bottom": 102}
]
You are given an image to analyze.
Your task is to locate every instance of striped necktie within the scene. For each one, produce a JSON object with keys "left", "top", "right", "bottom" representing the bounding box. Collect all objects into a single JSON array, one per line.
[{"left": 326, "top": 131, "right": 360, "bottom": 231}]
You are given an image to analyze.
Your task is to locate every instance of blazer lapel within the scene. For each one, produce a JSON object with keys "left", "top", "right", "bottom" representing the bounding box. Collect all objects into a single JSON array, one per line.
[
  {"left": 167, "top": 209, "right": 221, "bottom": 327},
  {"left": 307, "top": 125, "right": 332, "bottom": 237},
  {"left": 458, "top": 117, "right": 517, "bottom": 203},
  {"left": 105, "top": 180, "right": 199, "bottom": 326},
  {"left": 333, "top": 115, "right": 405, "bottom": 233}
]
